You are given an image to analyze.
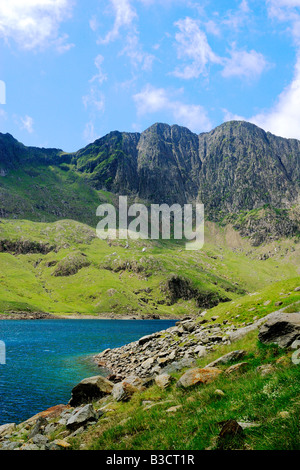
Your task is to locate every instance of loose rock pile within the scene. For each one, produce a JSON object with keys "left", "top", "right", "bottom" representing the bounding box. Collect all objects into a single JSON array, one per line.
[{"left": 94, "top": 318, "right": 242, "bottom": 379}]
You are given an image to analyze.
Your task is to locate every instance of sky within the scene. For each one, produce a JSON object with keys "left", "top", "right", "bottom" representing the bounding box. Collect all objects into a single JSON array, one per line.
[{"left": 1, "top": 0, "right": 300, "bottom": 152}]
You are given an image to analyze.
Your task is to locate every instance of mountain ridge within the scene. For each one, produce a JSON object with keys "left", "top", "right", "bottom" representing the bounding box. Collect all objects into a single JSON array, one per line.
[{"left": 0, "top": 120, "right": 299, "bottom": 243}]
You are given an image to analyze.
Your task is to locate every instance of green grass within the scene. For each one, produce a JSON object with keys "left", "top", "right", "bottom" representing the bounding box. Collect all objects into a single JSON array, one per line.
[{"left": 0, "top": 218, "right": 299, "bottom": 316}]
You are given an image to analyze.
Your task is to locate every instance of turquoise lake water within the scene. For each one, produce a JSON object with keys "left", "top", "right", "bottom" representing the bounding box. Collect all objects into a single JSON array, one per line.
[{"left": 0, "top": 319, "right": 176, "bottom": 425}]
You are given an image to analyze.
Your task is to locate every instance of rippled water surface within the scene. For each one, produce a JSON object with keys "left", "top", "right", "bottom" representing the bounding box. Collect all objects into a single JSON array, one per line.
[{"left": 0, "top": 319, "right": 176, "bottom": 425}]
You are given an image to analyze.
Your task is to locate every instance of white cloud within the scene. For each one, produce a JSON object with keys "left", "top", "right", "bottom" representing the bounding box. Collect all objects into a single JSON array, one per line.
[
  {"left": 223, "top": 0, "right": 251, "bottom": 30},
  {"left": 83, "top": 55, "right": 107, "bottom": 112},
  {"left": 120, "top": 33, "right": 155, "bottom": 71},
  {"left": 83, "top": 87, "right": 105, "bottom": 112},
  {"left": 133, "top": 84, "right": 212, "bottom": 133},
  {"left": 98, "top": 0, "right": 137, "bottom": 44},
  {"left": 250, "top": 54, "right": 300, "bottom": 138},
  {"left": 0, "top": 0, "right": 74, "bottom": 51},
  {"left": 83, "top": 121, "right": 100, "bottom": 143},
  {"left": 90, "top": 55, "right": 108, "bottom": 85},
  {"left": 172, "top": 17, "right": 222, "bottom": 79},
  {"left": 20, "top": 115, "right": 34, "bottom": 133},
  {"left": 222, "top": 46, "right": 268, "bottom": 80},
  {"left": 267, "top": 0, "right": 300, "bottom": 44}
]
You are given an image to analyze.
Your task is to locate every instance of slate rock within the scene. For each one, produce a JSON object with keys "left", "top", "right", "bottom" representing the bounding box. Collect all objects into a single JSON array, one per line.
[
  {"left": 69, "top": 375, "right": 114, "bottom": 407},
  {"left": 258, "top": 313, "right": 300, "bottom": 348}
]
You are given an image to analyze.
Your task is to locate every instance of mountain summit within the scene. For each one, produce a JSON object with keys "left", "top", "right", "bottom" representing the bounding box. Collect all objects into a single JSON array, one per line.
[{"left": 0, "top": 121, "right": 299, "bottom": 243}]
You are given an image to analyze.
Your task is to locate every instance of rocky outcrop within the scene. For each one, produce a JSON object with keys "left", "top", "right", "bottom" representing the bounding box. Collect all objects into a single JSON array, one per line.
[
  {"left": 69, "top": 376, "right": 114, "bottom": 407},
  {"left": 66, "top": 404, "right": 101, "bottom": 431},
  {"left": 176, "top": 367, "right": 222, "bottom": 389},
  {"left": 0, "top": 239, "right": 55, "bottom": 255},
  {"left": 258, "top": 312, "right": 300, "bottom": 348}
]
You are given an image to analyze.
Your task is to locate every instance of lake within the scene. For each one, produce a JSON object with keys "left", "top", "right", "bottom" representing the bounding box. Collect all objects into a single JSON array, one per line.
[{"left": 0, "top": 319, "right": 176, "bottom": 425}]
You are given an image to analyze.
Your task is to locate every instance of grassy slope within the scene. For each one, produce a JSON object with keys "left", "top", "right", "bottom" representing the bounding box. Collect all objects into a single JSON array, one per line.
[{"left": 0, "top": 218, "right": 299, "bottom": 317}]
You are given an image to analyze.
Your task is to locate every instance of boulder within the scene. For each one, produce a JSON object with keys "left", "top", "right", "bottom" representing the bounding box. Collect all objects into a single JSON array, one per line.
[
  {"left": 225, "top": 362, "right": 249, "bottom": 375},
  {"left": 161, "top": 358, "right": 197, "bottom": 374},
  {"left": 256, "top": 364, "right": 275, "bottom": 376},
  {"left": 206, "top": 350, "right": 247, "bottom": 367},
  {"left": 194, "top": 346, "right": 207, "bottom": 358},
  {"left": 176, "top": 367, "right": 222, "bottom": 389},
  {"left": 258, "top": 313, "right": 300, "bottom": 348},
  {"left": 182, "top": 321, "right": 196, "bottom": 333},
  {"left": 66, "top": 404, "right": 99, "bottom": 430},
  {"left": 112, "top": 376, "right": 146, "bottom": 402},
  {"left": 0, "top": 423, "right": 16, "bottom": 438},
  {"left": 28, "top": 417, "right": 48, "bottom": 439},
  {"left": 219, "top": 420, "right": 244, "bottom": 439},
  {"left": 155, "top": 374, "right": 174, "bottom": 389},
  {"left": 69, "top": 375, "right": 114, "bottom": 407}
]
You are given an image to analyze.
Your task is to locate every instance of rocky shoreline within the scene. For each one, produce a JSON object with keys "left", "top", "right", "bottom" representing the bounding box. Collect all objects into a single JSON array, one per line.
[
  {"left": 0, "top": 308, "right": 299, "bottom": 450},
  {"left": 0, "top": 312, "right": 180, "bottom": 321},
  {"left": 93, "top": 315, "right": 250, "bottom": 380},
  {"left": 0, "top": 311, "right": 56, "bottom": 320}
]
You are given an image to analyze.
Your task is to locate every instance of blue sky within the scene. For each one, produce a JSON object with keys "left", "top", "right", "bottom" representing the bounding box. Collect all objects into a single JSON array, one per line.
[{"left": 1, "top": 0, "right": 300, "bottom": 152}]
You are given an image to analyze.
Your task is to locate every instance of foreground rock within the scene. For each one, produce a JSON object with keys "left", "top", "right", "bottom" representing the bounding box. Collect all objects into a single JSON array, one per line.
[
  {"left": 206, "top": 350, "right": 247, "bottom": 367},
  {"left": 258, "top": 313, "right": 300, "bottom": 348},
  {"left": 112, "top": 376, "right": 146, "bottom": 402},
  {"left": 66, "top": 404, "right": 101, "bottom": 431},
  {"left": 69, "top": 376, "right": 114, "bottom": 407},
  {"left": 176, "top": 367, "right": 222, "bottom": 389}
]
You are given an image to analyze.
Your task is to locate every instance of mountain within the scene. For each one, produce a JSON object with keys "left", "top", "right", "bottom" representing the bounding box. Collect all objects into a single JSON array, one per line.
[{"left": 0, "top": 121, "right": 299, "bottom": 243}]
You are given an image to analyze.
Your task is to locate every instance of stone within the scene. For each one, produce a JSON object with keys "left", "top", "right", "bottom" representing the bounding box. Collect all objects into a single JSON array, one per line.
[
  {"left": 206, "top": 350, "right": 247, "bottom": 367},
  {"left": 165, "top": 405, "right": 183, "bottom": 413},
  {"left": 214, "top": 389, "right": 225, "bottom": 397},
  {"left": 218, "top": 420, "right": 244, "bottom": 442},
  {"left": 141, "top": 357, "right": 155, "bottom": 369},
  {"left": 278, "top": 411, "right": 290, "bottom": 419},
  {"left": 69, "top": 375, "right": 114, "bottom": 407},
  {"left": 258, "top": 313, "right": 300, "bottom": 348},
  {"left": 291, "top": 339, "right": 300, "bottom": 350},
  {"left": 53, "top": 439, "right": 72, "bottom": 449},
  {"left": 28, "top": 417, "right": 48, "bottom": 439},
  {"left": 294, "top": 287, "right": 300, "bottom": 292},
  {"left": 195, "top": 346, "right": 207, "bottom": 358},
  {"left": 27, "top": 405, "right": 69, "bottom": 422},
  {"left": 20, "top": 443, "right": 41, "bottom": 451},
  {"left": 96, "top": 349, "right": 111, "bottom": 359},
  {"left": 32, "top": 434, "right": 49, "bottom": 447},
  {"left": 0, "top": 423, "right": 16, "bottom": 438},
  {"left": 182, "top": 321, "right": 196, "bottom": 333},
  {"left": 138, "top": 334, "right": 155, "bottom": 346},
  {"left": 0, "top": 441, "right": 20, "bottom": 450},
  {"left": 155, "top": 374, "right": 174, "bottom": 389},
  {"left": 256, "top": 364, "right": 275, "bottom": 376},
  {"left": 112, "top": 376, "right": 146, "bottom": 402},
  {"left": 225, "top": 362, "right": 249, "bottom": 375},
  {"left": 66, "top": 404, "right": 99, "bottom": 431},
  {"left": 176, "top": 367, "right": 222, "bottom": 389},
  {"left": 45, "top": 423, "right": 59, "bottom": 435},
  {"left": 161, "top": 358, "right": 197, "bottom": 374},
  {"left": 275, "top": 301, "right": 283, "bottom": 306}
]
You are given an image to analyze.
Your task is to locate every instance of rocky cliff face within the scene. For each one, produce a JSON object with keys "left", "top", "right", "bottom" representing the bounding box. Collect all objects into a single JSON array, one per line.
[
  {"left": 73, "top": 121, "right": 300, "bottom": 212},
  {"left": 0, "top": 121, "right": 299, "bottom": 242}
]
